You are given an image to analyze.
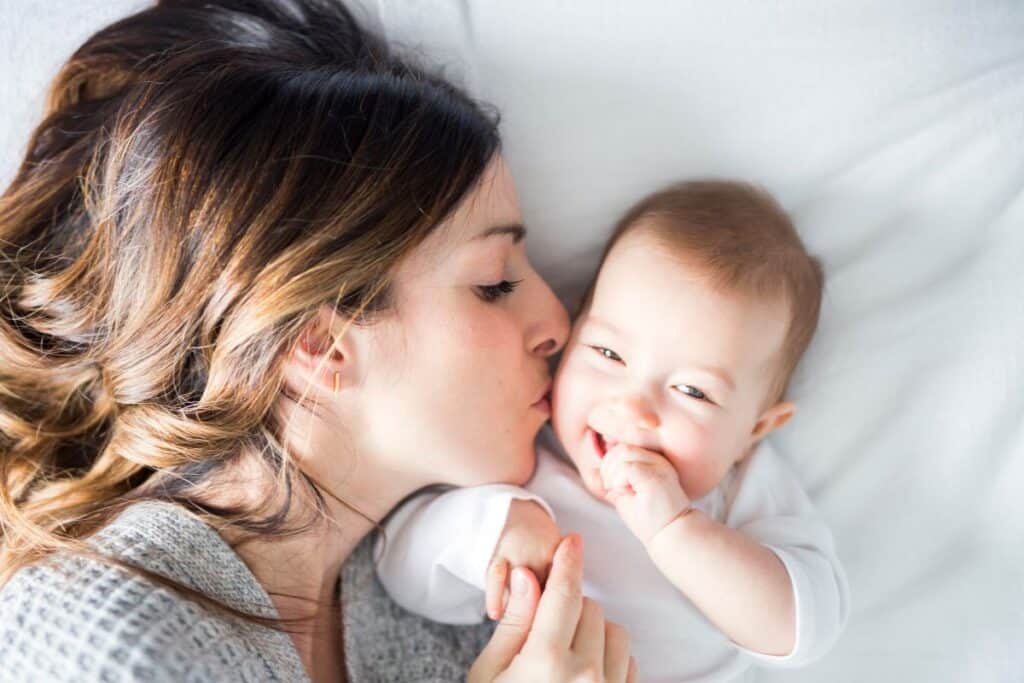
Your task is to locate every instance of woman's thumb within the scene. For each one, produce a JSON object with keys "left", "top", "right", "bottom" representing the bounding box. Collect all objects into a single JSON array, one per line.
[{"left": 469, "top": 567, "right": 541, "bottom": 681}]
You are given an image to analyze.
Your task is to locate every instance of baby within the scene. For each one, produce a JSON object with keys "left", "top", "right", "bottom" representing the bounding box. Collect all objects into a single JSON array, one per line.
[{"left": 376, "top": 180, "right": 850, "bottom": 682}]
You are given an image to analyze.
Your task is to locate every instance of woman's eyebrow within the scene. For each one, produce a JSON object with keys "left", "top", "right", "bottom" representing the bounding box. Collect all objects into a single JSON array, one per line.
[{"left": 474, "top": 223, "right": 526, "bottom": 243}]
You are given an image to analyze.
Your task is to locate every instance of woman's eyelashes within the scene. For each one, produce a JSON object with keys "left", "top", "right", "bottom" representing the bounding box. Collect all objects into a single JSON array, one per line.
[
  {"left": 588, "top": 345, "right": 714, "bottom": 404},
  {"left": 476, "top": 278, "right": 523, "bottom": 302}
]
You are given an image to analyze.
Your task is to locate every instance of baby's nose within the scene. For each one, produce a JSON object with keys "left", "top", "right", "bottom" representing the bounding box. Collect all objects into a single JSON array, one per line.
[{"left": 609, "top": 394, "right": 660, "bottom": 431}]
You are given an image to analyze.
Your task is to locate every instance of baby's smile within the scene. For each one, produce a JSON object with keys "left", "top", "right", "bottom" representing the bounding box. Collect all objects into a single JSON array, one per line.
[{"left": 590, "top": 428, "right": 617, "bottom": 458}]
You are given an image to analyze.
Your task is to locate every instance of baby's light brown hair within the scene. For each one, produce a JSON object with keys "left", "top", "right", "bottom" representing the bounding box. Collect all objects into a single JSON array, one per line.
[{"left": 581, "top": 180, "right": 824, "bottom": 405}]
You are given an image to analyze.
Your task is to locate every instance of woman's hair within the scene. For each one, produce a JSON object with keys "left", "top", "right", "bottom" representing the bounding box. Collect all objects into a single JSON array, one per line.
[{"left": 0, "top": 0, "right": 500, "bottom": 610}]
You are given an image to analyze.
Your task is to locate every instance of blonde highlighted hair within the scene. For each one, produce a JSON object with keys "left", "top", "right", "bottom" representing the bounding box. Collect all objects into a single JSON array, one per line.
[{"left": 0, "top": 0, "right": 500, "bottom": 612}]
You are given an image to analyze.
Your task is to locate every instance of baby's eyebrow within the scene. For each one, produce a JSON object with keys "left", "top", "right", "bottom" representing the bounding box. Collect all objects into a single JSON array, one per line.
[
  {"left": 586, "top": 315, "right": 622, "bottom": 335},
  {"left": 687, "top": 364, "right": 736, "bottom": 393}
]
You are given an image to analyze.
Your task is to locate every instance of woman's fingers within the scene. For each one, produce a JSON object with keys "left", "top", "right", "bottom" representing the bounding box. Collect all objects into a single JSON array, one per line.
[
  {"left": 473, "top": 535, "right": 636, "bottom": 683},
  {"left": 602, "top": 620, "right": 632, "bottom": 682},
  {"left": 526, "top": 533, "right": 585, "bottom": 651},
  {"left": 571, "top": 598, "right": 606, "bottom": 664},
  {"left": 468, "top": 567, "right": 541, "bottom": 682}
]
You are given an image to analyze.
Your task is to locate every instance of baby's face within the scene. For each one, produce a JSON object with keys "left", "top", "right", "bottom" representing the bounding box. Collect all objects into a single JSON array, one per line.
[{"left": 551, "top": 229, "right": 791, "bottom": 503}]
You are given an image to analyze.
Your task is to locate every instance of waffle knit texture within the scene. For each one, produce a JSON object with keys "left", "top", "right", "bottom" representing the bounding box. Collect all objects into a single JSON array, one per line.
[{"left": 0, "top": 500, "right": 493, "bottom": 681}]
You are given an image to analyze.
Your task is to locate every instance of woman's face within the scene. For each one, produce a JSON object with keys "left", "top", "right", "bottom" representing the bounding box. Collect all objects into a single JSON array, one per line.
[{"left": 347, "top": 158, "right": 569, "bottom": 489}]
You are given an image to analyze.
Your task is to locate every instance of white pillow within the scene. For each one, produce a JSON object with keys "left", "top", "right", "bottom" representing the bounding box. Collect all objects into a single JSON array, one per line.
[{"left": 3, "top": 2, "right": 1022, "bottom": 681}]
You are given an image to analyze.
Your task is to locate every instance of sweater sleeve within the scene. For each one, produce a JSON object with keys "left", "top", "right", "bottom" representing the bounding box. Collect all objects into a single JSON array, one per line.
[
  {"left": 724, "top": 443, "right": 851, "bottom": 668},
  {"left": 375, "top": 484, "right": 554, "bottom": 625}
]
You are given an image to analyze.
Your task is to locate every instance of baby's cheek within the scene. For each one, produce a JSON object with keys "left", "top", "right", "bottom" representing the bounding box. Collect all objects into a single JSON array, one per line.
[
  {"left": 552, "top": 354, "right": 593, "bottom": 432},
  {"left": 663, "top": 420, "right": 721, "bottom": 498},
  {"left": 665, "top": 417, "right": 714, "bottom": 457}
]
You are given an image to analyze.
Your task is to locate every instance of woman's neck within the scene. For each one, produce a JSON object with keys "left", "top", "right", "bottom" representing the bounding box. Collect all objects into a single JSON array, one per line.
[
  {"left": 225, "top": 494, "right": 372, "bottom": 682},
  {"left": 191, "top": 399, "right": 427, "bottom": 679},
  {"left": 203, "top": 463, "right": 405, "bottom": 682},
  {"left": 227, "top": 495, "right": 373, "bottom": 613},
  {"left": 182, "top": 440, "right": 417, "bottom": 679}
]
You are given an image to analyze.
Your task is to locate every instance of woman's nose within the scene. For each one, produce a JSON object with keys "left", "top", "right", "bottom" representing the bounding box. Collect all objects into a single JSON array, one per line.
[
  {"left": 527, "top": 278, "right": 570, "bottom": 358},
  {"left": 532, "top": 337, "right": 560, "bottom": 356}
]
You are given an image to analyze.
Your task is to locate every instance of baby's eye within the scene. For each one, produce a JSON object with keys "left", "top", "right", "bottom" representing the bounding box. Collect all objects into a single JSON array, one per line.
[
  {"left": 589, "top": 346, "right": 623, "bottom": 364},
  {"left": 673, "top": 384, "right": 711, "bottom": 403}
]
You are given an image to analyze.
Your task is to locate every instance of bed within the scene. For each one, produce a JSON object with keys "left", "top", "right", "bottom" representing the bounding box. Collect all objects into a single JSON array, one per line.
[{"left": 2, "top": 1, "right": 1021, "bottom": 680}]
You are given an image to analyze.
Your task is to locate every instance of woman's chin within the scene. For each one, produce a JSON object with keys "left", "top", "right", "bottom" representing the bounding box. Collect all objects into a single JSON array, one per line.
[
  {"left": 470, "top": 447, "right": 536, "bottom": 487},
  {"left": 506, "top": 451, "right": 539, "bottom": 486}
]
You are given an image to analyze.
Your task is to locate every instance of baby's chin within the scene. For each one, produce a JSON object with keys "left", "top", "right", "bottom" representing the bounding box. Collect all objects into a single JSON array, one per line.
[{"left": 572, "top": 455, "right": 614, "bottom": 505}]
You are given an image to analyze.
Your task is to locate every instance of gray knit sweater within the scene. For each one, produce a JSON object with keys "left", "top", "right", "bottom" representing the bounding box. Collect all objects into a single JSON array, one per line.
[{"left": 0, "top": 501, "right": 494, "bottom": 682}]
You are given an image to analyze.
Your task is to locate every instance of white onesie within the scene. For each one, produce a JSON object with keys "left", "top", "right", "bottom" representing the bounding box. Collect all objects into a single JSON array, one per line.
[{"left": 376, "top": 430, "right": 850, "bottom": 682}]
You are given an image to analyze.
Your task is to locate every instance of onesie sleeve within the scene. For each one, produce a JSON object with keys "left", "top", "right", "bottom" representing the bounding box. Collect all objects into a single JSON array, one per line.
[
  {"left": 375, "top": 484, "right": 554, "bottom": 625},
  {"left": 724, "top": 442, "right": 851, "bottom": 668}
]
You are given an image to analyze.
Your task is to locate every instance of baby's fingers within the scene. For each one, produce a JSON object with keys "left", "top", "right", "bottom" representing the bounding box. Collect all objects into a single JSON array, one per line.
[
  {"left": 486, "top": 557, "right": 510, "bottom": 620},
  {"left": 602, "top": 457, "right": 637, "bottom": 497},
  {"left": 600, "top": 451, "right": 629, "bottom": 491},
  {"left": 620, "top": 461, "right": 664, "bottom": 495}
]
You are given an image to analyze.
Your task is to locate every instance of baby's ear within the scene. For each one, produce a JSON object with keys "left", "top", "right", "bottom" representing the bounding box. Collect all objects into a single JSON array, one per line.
[{"left": 750, "top": 401, "right": 796, "bottom": 443}]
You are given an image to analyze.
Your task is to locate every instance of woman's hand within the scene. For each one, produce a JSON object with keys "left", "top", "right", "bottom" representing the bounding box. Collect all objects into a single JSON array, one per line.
[
  {"left": 469, "top": 534, "right": 637, "bottom": 682},
  {"left": 486, "top": 499, "right": 562, "bottom": 620}
]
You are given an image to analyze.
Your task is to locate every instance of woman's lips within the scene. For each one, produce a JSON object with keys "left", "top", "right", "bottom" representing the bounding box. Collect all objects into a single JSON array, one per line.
[{"left": 530, "top": 380, "right": 552, "bottom": 414}]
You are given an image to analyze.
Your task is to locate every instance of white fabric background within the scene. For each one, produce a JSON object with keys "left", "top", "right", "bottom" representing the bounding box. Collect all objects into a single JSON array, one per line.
[{"left": 3, "top": 2, "right": 1022, "bottom": 681}]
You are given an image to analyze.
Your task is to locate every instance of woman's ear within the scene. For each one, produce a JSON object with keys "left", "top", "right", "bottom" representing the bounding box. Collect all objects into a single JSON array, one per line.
[
  {"left": 750, "top": 400, "right": 796, "bottom": 443},
  {"left": 285, "top": 305, "right": 361, "bottom": 396}
]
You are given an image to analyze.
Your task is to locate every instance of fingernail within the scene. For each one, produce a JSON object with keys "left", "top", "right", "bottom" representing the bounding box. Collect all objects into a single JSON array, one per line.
[
  {"left": 512, "top": 568, "right": 528, "bottom": 595},
  {"left": 564, "top": 533, "right": 581, "bottom": 554}
]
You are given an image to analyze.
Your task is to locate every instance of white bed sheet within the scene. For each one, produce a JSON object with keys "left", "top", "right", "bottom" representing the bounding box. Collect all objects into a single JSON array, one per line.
[{"left": 3, "top": 2, "right": 1022, "bottom": 681}]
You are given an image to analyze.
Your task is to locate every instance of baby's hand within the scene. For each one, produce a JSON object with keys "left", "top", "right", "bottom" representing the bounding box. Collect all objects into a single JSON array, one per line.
[
  {"left": 485, "top": 499, "right": 561, "bottom": 620},
  {"left": 600, "top": 443, "right": 692, "bottom": 545}
]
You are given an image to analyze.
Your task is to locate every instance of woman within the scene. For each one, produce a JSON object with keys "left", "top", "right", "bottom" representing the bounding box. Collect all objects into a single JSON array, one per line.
[{"left": 0, "top": 0, "right": 635, "bottom": 680}]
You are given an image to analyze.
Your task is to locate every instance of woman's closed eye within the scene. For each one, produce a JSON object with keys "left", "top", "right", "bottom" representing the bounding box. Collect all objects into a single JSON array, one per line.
[{"left": 476, "top": 279, "right": 523, "bottom": 302}]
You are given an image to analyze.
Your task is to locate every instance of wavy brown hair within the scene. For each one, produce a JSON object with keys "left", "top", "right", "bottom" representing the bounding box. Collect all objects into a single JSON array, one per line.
[{"left": 0, "top": 0, "right": 500, "bottom": 615}]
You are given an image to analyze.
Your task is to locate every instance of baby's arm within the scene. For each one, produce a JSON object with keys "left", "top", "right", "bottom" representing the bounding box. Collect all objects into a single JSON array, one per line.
[
  {"left": 375, "top": 484, "right": 558, "bottom": 625},
  {"left": 647, "top": 506, "right": 796, "bottom": 655},
  {"left": 716, "top": 446, "right": 850, "bottom": 666},
  {"left": 601, "top": 442, "right": 848, "bottom": 662}
]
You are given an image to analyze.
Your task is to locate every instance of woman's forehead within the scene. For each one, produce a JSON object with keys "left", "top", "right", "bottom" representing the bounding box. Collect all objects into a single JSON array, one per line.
[
  {"left": 411, "top": 157, "right": 523, "bottom": 262},
  {"left": 385, "top": 158, "right": 521, "bottom": 292},
  {"left": 448, "top": 157, "right": 521, "bottom": 240}
]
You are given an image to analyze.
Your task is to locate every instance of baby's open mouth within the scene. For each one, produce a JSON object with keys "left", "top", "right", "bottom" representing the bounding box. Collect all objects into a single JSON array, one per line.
[{"left": 589, "top": 428, "right": 619, "bottom": 458}]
